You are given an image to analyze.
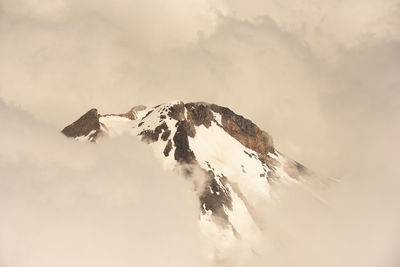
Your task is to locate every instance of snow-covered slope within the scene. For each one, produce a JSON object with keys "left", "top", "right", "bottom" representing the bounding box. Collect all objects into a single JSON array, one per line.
[{"left": 62, "top": 101, "right": 311, "bottom": 260}]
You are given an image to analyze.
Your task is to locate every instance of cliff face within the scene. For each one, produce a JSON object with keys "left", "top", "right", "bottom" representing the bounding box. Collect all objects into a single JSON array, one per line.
[
  {"left": 61, "top": 108, "right": 100, "bottom": 141},
  {"left": 62, "top": 101, "right": 311, "bottom": 259}
]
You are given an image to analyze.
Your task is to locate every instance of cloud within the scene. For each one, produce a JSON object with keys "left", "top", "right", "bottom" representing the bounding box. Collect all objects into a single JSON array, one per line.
[
  {"left": 0, "top": 100, "right": 207, "bottom": 267},
  {"left": 235, "top": 169, "right": 400, "bottom": 267}
]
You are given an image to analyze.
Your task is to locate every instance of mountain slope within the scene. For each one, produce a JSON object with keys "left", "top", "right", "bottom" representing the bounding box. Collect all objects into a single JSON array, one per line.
[{"left": 62, "top": 101, "right": 311, "bottom": 260}]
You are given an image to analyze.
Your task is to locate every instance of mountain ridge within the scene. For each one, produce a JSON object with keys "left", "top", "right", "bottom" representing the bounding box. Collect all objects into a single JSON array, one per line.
[{"left": 62, "top": 101, "right": 311, "bottom": 260}]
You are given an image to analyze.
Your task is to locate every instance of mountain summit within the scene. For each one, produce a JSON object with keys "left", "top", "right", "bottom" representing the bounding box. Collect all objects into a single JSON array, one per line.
[{"left": 62, "top": 101, "right": 311, "bottom": 260}]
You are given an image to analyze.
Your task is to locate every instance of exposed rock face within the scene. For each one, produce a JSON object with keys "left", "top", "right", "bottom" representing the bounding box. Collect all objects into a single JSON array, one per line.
[
  {"left": 185, "top": 102, "right": 214, "bottom": 128},
  {"left": 163, "top": 140, "right": 173, "bottom": 157},
  {"left": 200, "top": 174, "right": 232, "bottom": 223},
  {"left": 167, "top": 102, "right": 275, "bottom": 156},
  {"left": 160, "top": 129, "right": 171, "bottom": 141},
  {"left": 173, "top": 121, "right": 196, "bottom": 164},
  {"left": 140, "top": 122, "right": 169, "bottom": 143},
  {"left": 118, "top": 105, "right": 147, "bottom": 120},
  {"left": 168, "top": 102, "right": 276, "bottom": 166},
  {"left": 161, "top": 103, "right": 278, "bottom": 224},
  {"left": 167, "top": 102, "right": 186, "bottom": 121},
  {"left": 61, "top": 108, "right": 100, "bottom": 140},
  {"left": 210, "top": 104, "right": 274, "bottom": 155},
  {"left": 103, "top": 105, "right": 147, "bottom": 120}
]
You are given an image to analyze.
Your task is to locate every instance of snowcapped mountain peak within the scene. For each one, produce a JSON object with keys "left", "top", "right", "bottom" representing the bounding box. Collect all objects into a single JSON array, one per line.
[{"left": 62, "top": 101, "right": 310, "bottom": 260}]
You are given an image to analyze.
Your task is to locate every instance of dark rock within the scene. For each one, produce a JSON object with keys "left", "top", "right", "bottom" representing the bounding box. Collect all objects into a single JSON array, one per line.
[
  {"left": 103, "top": 105, "right": 147, "bottom": 120},
  {"left": 173, "top": 121, "right": 196, "bottom": 164},
  {"left": 210, "top": 104, "right": 275, "bottom": 156},
  {"left": 142, "top": 109, "right": 154, "bottom": 120},
  {"left": 62, "top": 108, "right": 100, "bottom": 139},
  {"left": 140, "top": 122, "right": 169, "bottom": 143},
  {"left": 163, "top": 140, "right": 173, "bottom": 157},
  {"left": 200, "top": 174, "right": 232, "bottom": 222},
  {"left": 168, "top": 102, "right": 186, "bottom": 121},
  {"left": 185, "top": 103, "right": 214, "bottom": 128},
  {"left": 161, "top": 129, "right": 171, "bottom": 141}
]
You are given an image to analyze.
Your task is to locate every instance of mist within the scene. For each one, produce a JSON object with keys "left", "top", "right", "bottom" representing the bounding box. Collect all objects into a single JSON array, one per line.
[
  {"left": 0, "top": 101, "right": 208, "bottom": 267},
  {"left": 0, "top": 0, "right": 399, "bottom": 266}
]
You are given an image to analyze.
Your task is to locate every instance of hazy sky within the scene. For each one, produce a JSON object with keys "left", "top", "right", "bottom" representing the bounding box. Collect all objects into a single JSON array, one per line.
[{"left": 0, "top": 0, "right": 399, "bottom": 266}]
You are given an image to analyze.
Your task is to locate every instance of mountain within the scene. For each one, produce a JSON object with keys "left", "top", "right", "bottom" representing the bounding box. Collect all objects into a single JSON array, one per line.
[{"left": 62, "top": 101, "right": 311, "bottom": 261}]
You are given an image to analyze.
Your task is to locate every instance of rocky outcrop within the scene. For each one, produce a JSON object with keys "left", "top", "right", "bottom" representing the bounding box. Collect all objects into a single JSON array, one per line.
[
  {"left": 61, "top": 108, "right": 100, "bottom": 139},
  {"left": 163, "top": 140, "right": 173, "bottom": 157},
  {"left": 200, "top": 174, "right": 232, "bottom": 223},
  {"left": 105, "top": 105, "right": 147, "bottom": 120},
  {"left": 173, "top": 121, "right": 196, "bottom": 164},
  {"left": 166, "top": 102, "right": 275, "bottom": 157},
  {"left": 167, "top": 102, "right": 186, "bottom": 121},
  {"left": 140, "top": 122, "right": 170, "bottom": 143},
  {"left": 210, "top": 104, "right": 274, "bottom": 155},
  {"left": 185, "top": 102, "right": 214, "bottom": 128}
]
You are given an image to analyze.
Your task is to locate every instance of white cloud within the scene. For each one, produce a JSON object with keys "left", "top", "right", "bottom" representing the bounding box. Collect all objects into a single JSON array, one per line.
[{"left": 0, "top": 100, "right": 207, "bottom": 267}]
